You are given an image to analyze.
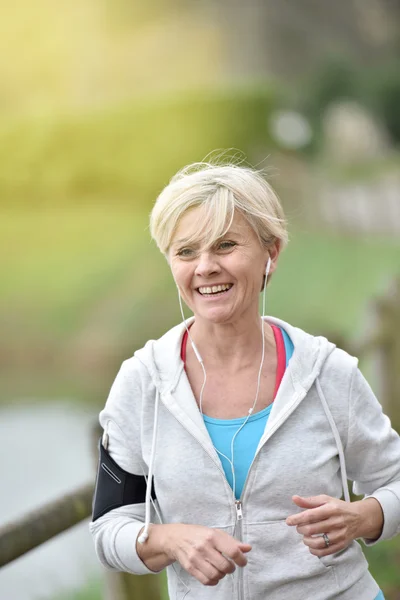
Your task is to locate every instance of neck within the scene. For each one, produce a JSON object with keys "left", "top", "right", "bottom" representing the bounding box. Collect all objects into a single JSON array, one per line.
[{"left": 188, "top": 313, "right": 274, "bottom": 371}]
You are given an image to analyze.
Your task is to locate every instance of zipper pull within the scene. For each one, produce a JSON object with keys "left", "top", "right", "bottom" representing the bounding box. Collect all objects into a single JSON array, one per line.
[{"left": 235, "top": 500, "right": 243, "bottom": 520}]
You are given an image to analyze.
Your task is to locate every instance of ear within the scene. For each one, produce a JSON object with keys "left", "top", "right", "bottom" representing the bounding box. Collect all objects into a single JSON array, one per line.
[
  {"left": 261, "top": 239, "right": 282, "bottom": 292},
  {"left": 266, "top": 239, "right": 281, "bottom": 278}
]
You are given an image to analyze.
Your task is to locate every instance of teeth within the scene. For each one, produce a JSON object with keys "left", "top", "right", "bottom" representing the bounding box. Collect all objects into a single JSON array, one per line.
[{"left": 198, "top": 284, "right": 232, "bottom": 295}]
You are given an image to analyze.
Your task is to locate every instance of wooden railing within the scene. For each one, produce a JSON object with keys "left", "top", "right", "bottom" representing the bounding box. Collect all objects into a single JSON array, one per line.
[
  {"left": 0, "top": 427, "right": 163, "bottom": 600},
  {"left": 1, "top": 276, "right": 399, "bottom": 599},
  {"left": 0, "top": 482, "right": 93, "bottom": 568}
]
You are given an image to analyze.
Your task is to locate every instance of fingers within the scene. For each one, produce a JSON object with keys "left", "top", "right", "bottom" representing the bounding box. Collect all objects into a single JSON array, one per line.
[
  {"left": 303, "top": 534, "right": 347, "bottom": 558},
  {"left": 189, "top": 565, "right": 223, "bottom": 587},
  {"left": 208, "top": 548, "right": 236, "bottom": 576},
  {"left": 287, "top": 495, "right": 339, "bottom": 526},
  {"left": 181, "top": 549, "right": 227, "bottom": 587},
  {"left": 218, "top": 542, "right": 251, "bottom": 567},
  {"left": 291, "top": 495, "right": 330, "bottom": 509},
  {"left": 295, "top": 517, "right": 339, "bottom": 537},
  {"left": 184, "top": 546, "right": 238, "bottom": 586},
  {"left": 302, "top": 530, "right": 342, "bottom": 551},
  {"left": 286, "top": 496, "right": 356, "bottom": 560},
  {"left": 286, "top": 503, "right": 333, "bottom": 527},
  {"left": 213, "top": 531, "right": 252, "bottom": 567},
  {"left": 177, "top": 527, "right": 252, "bottom": 587}
]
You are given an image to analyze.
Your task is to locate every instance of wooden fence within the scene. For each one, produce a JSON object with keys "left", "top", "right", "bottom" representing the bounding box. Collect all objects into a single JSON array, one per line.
[
  {"left": 346, "top": 277, "right": 400, "bottom": 434},
  {"left": 0, "top": 426, "right": 164, "bottom": 600},
  {"left": 0, "top": 276, "right": 399, "bottom": 599}
]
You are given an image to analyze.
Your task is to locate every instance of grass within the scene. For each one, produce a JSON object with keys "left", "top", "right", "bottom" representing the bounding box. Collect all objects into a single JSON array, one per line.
[
  {"left": 0, "top": 206, "right": 150, "bottom": 336},
  {"left": 365, "top": 536, "right": 400, "bottom": 598},
  {"left": 269, "top": 225, "right": 400, "bottom": 338}
]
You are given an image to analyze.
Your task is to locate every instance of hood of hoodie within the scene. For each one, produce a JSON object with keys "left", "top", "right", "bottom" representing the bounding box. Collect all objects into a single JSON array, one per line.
[{"left": 134, "top": 316, "right": 337, "bottom": 448}]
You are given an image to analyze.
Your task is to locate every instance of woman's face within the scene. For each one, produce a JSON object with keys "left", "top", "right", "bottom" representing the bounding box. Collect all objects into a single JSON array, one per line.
[{"left": 169, "top": 208, "right": 279, "bottom": 325}]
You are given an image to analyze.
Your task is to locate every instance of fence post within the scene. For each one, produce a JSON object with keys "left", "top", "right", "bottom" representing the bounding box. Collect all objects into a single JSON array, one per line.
[
  {"left": 92, "top": 424, "right": 163, "bottom": 600},
  {"left": 326, "top": 276, "right": 400, "bottom": 434},
  {"left": 375, "top": 278, "right": 400, "bottom": 434}
]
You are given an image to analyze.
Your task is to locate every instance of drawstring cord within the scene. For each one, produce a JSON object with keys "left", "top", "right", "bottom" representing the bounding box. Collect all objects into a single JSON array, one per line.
[
  {"left": 138, "top": 388, "right": 160, "bottom": 544},
  {"left": 316, "top": 378, "right": 350, "bottom": 503}
]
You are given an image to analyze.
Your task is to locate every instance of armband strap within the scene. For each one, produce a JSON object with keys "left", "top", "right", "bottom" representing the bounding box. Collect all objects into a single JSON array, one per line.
[{"left": 92, "top": 438, "right": 156, "bottom": 522}]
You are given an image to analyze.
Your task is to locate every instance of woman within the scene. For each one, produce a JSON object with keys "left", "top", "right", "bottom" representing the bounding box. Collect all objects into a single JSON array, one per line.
[{"left": 90, "top": 162, "right": 400, "bottom": 599}]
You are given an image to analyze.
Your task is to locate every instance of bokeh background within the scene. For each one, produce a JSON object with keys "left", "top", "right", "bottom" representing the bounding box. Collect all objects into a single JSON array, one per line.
[{"left": 0, "top": 0, "right": 399, "bottom": 599}]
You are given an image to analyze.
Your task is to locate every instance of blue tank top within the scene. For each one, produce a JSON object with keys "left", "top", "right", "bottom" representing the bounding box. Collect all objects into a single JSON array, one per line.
[{"left": 203, "top": 327, "right": 294, "bottom": 499}]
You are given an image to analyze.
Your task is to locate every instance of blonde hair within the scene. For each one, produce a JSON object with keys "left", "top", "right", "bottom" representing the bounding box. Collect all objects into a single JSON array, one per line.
[{"left": 150, "top": 161, "right": 288, "bottom": 256}]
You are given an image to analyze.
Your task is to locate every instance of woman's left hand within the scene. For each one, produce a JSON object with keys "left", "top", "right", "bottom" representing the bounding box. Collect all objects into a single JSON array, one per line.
[{"left": 285, "top": 495, "right": 382, "bottom": 557}]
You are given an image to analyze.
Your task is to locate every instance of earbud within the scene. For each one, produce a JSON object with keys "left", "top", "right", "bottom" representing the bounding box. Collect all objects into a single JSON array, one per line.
[{"left": 265, "top": 257, "right": 272, "bottom": 277}]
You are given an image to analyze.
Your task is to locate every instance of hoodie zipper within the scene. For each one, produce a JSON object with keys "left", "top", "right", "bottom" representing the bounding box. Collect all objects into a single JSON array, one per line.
[
  {"left": 235, "top": 500, "right": 243, "bottom": 520},
  {"left": 235, "top": 501, "right": 244, "bottom": 600},
  {"left": 162, "top": 388, "right": 306, "bottom": 599},
  {"left": 231, "top": 392, "right": 305, "bottom": 600},
  {"left": 162, "top": 393, "right": 249, "bottom": 599}
]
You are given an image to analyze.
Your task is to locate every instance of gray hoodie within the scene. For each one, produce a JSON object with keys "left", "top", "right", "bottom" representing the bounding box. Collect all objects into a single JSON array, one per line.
[{"left": 90, "top": 317, "right": 400, "bottom": 600}]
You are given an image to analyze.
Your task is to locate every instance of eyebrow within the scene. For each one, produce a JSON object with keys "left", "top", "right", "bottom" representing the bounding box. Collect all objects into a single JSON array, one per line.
[
  {"left": 173, "top": 230, "right": 242, "bottom": 246},
  {"left": 223, "top": 229, "right": 242, "bottom": 237}
]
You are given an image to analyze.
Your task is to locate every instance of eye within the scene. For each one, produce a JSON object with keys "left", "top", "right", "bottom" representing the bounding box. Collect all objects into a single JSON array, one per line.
[
  {"left": 217, "top": 240, "right": 236, "bottom": 251},
  {"left": 176, "top": 247, "right": 195, "bottom": 258}
]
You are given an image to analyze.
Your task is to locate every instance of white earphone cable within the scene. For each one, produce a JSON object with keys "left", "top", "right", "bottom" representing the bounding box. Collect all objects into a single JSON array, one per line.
[
  {"left": 178, "top": 256, "right": 271, "bottom": 499},
  {"left": 139, "top": 259, "right": 271, "bottom": 543}
]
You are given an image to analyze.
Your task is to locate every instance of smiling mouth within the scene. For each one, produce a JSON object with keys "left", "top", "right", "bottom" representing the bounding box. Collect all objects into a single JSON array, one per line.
[{"left": 197, "top": 283, "right": 233, "bottom": 296}]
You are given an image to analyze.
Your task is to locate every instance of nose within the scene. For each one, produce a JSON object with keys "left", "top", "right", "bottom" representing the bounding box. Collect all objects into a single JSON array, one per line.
[{"left": 194, "top": 251, "right": 221, "bottom": 278}]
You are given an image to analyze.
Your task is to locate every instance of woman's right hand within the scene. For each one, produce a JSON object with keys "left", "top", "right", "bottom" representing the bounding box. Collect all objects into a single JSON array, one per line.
[
  {"left": 162, "top": 523, "right": 252, "bottom": 586},
  {"left": 136, "top": 523, "right": 251, "bottom": 585}
]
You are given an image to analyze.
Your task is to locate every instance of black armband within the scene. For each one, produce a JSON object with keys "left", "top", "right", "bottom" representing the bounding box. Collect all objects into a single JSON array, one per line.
[{"left": 92, "top": 438, "right": 156, "bottom": 522}]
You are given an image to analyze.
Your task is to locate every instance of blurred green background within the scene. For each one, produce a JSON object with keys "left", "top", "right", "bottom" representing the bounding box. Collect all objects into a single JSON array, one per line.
[{"left": 0, "top": 0, "right": 399, "bottom": 599}]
